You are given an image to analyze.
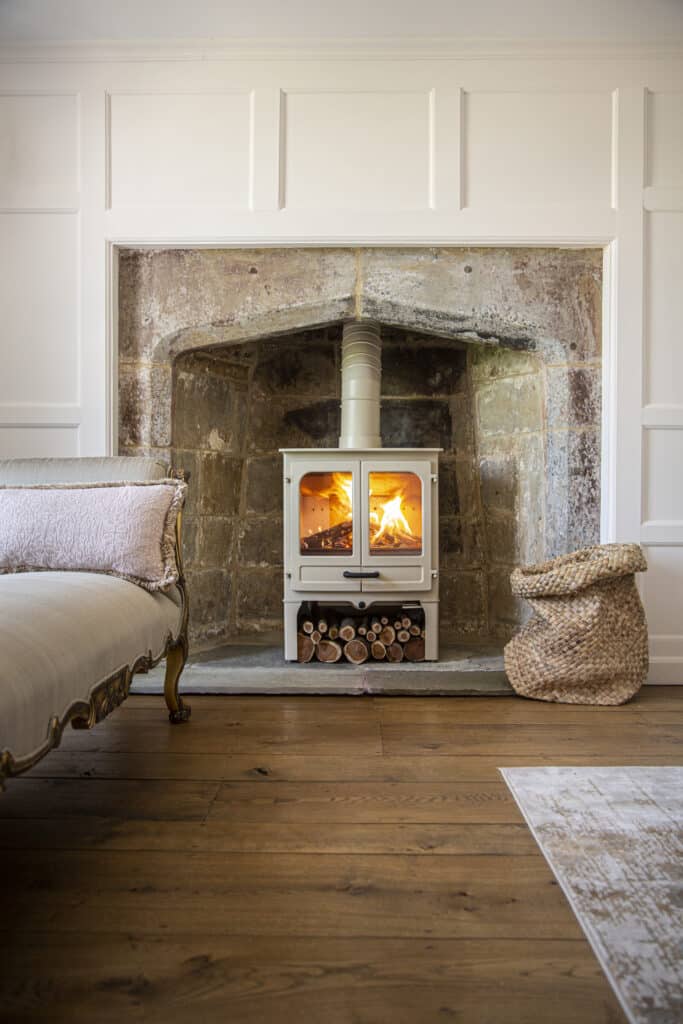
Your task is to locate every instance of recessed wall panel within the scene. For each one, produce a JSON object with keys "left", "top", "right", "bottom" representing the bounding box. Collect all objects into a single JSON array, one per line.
[
  {"left": 646, "top": 92, "right": 683, "bottom": 188},
  {"left": 0, "top": 426, "right": 79, "bottom": 458},
  {"left": 645, "top": 212, "right": 683, "bottom": 406},
  {"left": 0, "top": 214, "right": 79, "bottom": 405},
  {"left": 109, "top": 92, "right": 251, "bottom": 207},
  {"left": 644, "top": 428, "right": 683, "bottom": 523},
  {"left": 283, "top": 91, "right": 432, "bottom": 210},
  {"left": 641, "top": 547, "right": 683, "bottom": 636},
  {"left": 0, "top": 93, "right": 79, "bottom": 208},
  {"left": 463, "top": 91, "right": 612, "bottom": 207}
]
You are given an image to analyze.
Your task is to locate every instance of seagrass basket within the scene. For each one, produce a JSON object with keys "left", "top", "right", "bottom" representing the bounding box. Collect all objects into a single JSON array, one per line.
[{"left": 504, "top": 544, "right": 648, "bottom": 705}]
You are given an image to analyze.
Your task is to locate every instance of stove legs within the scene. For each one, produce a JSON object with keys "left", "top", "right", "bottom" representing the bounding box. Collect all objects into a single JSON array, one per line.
[
  {"left": 422, "top": 602, "right": 439, "bottom": 660},
  {"left": 284, "top": 602, "right": 300, "bottom": 661}
]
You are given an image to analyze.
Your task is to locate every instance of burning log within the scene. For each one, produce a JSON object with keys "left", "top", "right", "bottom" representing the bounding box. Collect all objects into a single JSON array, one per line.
[
  {"left": 297, "top": 633, "right": 316, "bottom": 663},
  {"left": 317, "top": 639, "right": 343, "bottom": 663},
  {"left": 344, "top": 638, "right": 369, "bottom": 664},
  {"left": 301, "top": 520, "right": 352, "bottom": 552}
]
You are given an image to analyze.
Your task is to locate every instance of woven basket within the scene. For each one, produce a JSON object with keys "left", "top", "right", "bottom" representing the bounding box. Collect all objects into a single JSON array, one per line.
[{"left": 504, "top": 544, "right": 648, "bottom": 705}]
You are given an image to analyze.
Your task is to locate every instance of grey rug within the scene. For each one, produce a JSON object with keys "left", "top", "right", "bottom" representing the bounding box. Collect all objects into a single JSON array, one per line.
[{"left": 501, "top": 767, "right": 683, "bottom": 1024}]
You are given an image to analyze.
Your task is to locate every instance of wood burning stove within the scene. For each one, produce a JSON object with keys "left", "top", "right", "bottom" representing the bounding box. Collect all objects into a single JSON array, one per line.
[{"left": 282, "top": 321, "right": 440, "bottom": 662}]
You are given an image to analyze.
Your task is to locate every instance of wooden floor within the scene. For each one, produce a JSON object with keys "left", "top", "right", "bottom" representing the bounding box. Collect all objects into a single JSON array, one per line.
[{"left": 1, "top": 688, "right": 682, "bottom": 1024}]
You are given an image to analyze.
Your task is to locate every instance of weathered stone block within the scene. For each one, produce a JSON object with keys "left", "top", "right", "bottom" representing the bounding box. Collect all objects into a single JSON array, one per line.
[
  {"left": 475, "top": 374, "right": 544, "bottom": 437},
  {"left": 119, "top": 247, "right": 357, "bottom": 363},
  {"left": 186, "top": 569, "right": 231, "bottom": 642},
  {"left": 470, "top": 345, "right": 542, "bottom": 381},
  {"left": 381, "top": 338, "right": 468, "bottom": 397},
  {"left": 179, "top": 515, "right": 199, "bottom": 568},
  {"left": 245, "top": 456, "right": 283, "bottom": 515},
  {"left": 546, "top": 365, "right": 601, "bottom": 429},
  {"left": 236, "top": 569, "right": 282, "bottom": 631},
  {"left": 199, "top": 454, "right": 243, "bottom": 516},
  {"left": 118, "top": 363, "right": 172, "bottom": 448},
  {"left": 248, "top": 399, "right": 339, "bottom": 452},
  {"left": 359, "top": 247, "right": 601, "bottom": 362},
  {"left": 486, "top": 513, "right": 519, "bottom": 565},
  {"left": 479, "top": 455, "right": 518, "bottom": 513},
  {"left": 439, "top": 517, "right": 484, "bottom": 570},
  {"left": 381, "top": 400, "right": 452, "bottom": 448},
  {"left": 487, "top": 568, "right": 529, "bottom": 636},
  {"left": 439, "top": 459, "right": 460, "bottom": 516},
  {"left": 170, "top": 448, "right": 201, "bottom": 517},
  {"left": 545, "top": 429, "right": 601, "bottom": 556},
  {"left": 198, "top": 517, "right": 235, "bottom": 569},
  {"left": 173, "top": 364, "right": 239, "bottom": 452},
  {"left": 450, "top": 393, "right": 475, "bottom": 452},
  {"left": 439, "top": 571, "right": 487, "bottom": 637},
  {"left": 252, "top": 336, "right": 338, "bottom": 399},
  {"left": 238, "top": 517, "right": 283, "bottom": 567}
]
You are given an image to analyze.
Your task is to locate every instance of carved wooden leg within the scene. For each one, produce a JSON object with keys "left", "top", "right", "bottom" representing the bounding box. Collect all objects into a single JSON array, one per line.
[{"left": 164, "top": 643, "right": 191, "bottom": 723}]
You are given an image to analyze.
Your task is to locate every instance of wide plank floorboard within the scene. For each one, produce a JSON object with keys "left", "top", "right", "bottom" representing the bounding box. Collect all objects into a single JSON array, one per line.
[{"left": 2, "top": 687, "right": 681, "bottom": 1022}]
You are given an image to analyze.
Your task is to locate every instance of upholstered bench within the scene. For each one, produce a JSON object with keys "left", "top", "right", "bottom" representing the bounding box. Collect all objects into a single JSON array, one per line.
[{"left": 0, "top": 457, "right": 190, "bottom": 787}]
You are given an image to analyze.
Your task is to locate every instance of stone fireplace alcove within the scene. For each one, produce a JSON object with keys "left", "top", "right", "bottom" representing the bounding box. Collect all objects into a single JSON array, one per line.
[{"left": 118, "top": 246, "right": 602, "bottom": 672}]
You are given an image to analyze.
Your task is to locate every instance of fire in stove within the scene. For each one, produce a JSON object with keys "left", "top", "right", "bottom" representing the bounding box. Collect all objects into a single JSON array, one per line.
[{"left": 300, "top": 470, "right": 423, "bottom": 556}]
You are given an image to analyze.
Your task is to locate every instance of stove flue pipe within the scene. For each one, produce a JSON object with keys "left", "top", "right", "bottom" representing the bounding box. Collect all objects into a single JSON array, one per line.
[{"left": 339, "top": 320, "right": 382, "bottom": 449}]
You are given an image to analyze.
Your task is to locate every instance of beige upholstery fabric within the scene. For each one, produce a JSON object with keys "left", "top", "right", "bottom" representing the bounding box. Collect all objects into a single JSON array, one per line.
[
  {"left": 0, "top": 480, "right": 186, "bottom": 591},
  {"left": 0, "top": 457, "right": 168, "bottom": 485},
  {"left": 0, "top": 572, "right": 182, "bottom": 765}
]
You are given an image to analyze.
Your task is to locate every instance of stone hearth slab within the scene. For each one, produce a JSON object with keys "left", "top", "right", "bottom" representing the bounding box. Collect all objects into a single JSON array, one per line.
[{"left": 133, "top": 643, "right": 511, "bottom": 695}]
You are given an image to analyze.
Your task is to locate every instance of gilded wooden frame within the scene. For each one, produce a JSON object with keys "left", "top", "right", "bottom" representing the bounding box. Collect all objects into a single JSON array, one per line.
[{"left": 0, "top": 509, "right": 191, "bottom": 788}]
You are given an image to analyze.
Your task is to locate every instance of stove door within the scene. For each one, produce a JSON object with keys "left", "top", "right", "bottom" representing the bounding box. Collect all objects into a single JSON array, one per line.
[
  {"left": 360, "top": 459, "right": 433, "bottom": 591},
  {"left": 288, "top": 457, "right": 361, "bottom": 592}
]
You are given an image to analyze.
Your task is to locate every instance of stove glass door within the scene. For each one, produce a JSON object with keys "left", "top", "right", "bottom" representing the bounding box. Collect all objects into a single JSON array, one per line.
[
  {"left": 367, "top": 470, "right": 423, "bottom": 556},
  {"left": 288, "top": 457, "right": 361, "bottom": 593},
  {"left": 299, "top": 470, "right": 354, "bottom": 556},
  {"left": 360, "top": 459, "right": 433, "bottom": 590}
]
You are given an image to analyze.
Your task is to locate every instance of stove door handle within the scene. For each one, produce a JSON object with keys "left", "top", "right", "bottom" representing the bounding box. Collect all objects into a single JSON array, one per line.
[{"left": 342, "top": 570, "right": 381, "bottom": 579}]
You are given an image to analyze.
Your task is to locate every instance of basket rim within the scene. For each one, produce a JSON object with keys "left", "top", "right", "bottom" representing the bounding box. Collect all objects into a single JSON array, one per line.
[{"left": 510, "top": 543, "right": 647, "bottom": 597}]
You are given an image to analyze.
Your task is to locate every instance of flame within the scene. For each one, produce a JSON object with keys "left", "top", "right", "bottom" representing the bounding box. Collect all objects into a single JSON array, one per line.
[{"left": 372, "top": 493, "right": 413, "bottom": 545}]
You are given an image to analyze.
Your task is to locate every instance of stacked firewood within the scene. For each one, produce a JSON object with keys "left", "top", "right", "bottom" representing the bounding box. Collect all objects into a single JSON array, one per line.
[{"left": 297, "top": 611, "right": 426, "bottom": 664}]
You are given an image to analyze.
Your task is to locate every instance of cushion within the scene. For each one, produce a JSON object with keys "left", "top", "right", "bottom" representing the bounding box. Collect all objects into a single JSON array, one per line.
[
  {"left": 0, "top": 479, "right": 186, "bottom": 591},
  {"left": 0, "top": 572, "right": 183, "bottom": 765},
  {"left": 0, "top": 456, "right": 169, "bottom": 486}
]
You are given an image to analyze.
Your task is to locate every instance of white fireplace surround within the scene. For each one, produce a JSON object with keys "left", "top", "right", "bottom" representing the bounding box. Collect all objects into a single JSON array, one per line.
[{"left": 0, "top": 42, "right": 681, "bottom": 681}]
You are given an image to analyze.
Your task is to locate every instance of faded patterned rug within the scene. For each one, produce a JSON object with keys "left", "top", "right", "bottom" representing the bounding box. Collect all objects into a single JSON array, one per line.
[{"left": 501, "top": 767, "right": 683, "bottom": 1024}]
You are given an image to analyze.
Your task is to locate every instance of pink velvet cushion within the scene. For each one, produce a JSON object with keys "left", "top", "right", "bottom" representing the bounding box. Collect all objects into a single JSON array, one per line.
[{"left": 0, "top": 480, "right": 187, "bottom": 591}]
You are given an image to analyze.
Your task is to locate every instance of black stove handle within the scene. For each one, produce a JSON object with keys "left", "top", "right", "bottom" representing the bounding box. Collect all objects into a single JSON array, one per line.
[{"left": 342, "top": 570, "right": 381, "bottom": 579}]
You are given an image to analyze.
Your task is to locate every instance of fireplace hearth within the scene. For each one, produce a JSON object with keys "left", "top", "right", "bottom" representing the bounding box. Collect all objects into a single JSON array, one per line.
[{"left": 118, "top": 245, "right": 603, "bottom": 671}]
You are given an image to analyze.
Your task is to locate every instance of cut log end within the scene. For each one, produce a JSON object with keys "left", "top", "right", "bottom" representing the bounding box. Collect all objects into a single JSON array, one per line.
[
  {"left": 297, "top": 633, "right": 316, "bottom": 663},
  {"left": 344, "top": 638, "right": 369, "bottom": 665},
  {"left": 317, "top": 639, "right": 343, "bottom": 663}
]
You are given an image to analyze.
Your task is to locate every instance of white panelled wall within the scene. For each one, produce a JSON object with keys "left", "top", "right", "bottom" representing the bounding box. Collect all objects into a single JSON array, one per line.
[{"left": 0, "top": 46, "right": 681, "bottom": 681}]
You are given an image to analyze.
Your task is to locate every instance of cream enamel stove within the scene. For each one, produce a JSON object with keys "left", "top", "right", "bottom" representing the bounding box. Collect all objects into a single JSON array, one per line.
[{"left": 281, "top": 321, "right": 440, "bottom": 661}]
